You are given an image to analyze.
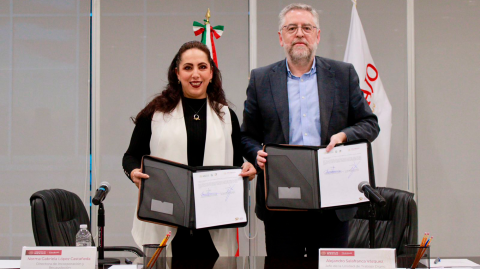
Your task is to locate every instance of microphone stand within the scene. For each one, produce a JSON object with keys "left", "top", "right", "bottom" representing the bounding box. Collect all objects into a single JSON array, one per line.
[
  {"left": 367, "top": 201, "right": 376, "bottom": 249},
  {"left": 359, "top": 182, "right": 385, "bottom": 249},
  {"left": 97, "top": 202, "right": 120, "bottom": 265}
]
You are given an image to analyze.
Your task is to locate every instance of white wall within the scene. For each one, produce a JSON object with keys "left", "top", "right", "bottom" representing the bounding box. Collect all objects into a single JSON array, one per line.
[
  {"left": 0, "top": 0, "right": 90, "bottom": 256},
  {"left": 416, "top": 0, "right": 480, "bottom": 257}
]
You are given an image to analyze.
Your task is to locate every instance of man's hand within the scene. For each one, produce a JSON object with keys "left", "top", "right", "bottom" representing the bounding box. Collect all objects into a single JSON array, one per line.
[
  {"left": 326, "top": 132, "right": 347, "bottom": 153},
  {"left": 256, "top": 150, "right": 268, "bottom": 170},
  {"left": 130, "top": 168, "right": 149, "bottom": 188}
]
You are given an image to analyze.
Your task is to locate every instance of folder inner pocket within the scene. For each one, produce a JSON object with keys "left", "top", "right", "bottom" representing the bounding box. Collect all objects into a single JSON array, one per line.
[
  {"left": 267, "top": 155, "right": 316, "bottom": 209},
  {"left": 140, "top": 164, "right": 187, "bottom": 227},
  {"left": 151, "top": 199, "right": 174, "bottom": 215},
  {"left": 278, "top": 187, "right": 301, "bottom": 199}
]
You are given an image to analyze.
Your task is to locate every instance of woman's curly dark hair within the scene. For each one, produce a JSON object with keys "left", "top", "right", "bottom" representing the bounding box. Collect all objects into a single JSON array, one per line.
[{"left": 133, "top": 41, "right": 227, "bottom": 123}]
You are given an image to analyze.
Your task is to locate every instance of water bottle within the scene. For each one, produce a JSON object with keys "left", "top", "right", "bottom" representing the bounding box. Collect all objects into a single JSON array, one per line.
[{"left": 75, "top": 224, "right": 92, "bottom": 247}]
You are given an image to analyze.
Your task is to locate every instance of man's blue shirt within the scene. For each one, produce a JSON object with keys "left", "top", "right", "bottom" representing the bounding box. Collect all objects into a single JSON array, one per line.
[{"left": 286, "top": 58, "right": 321, "bottom": 146}]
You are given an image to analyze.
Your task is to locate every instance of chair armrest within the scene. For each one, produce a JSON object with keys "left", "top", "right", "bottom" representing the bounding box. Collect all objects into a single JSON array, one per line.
[{"left": 103, "top": 246, "right": 144, "bottom": 257}]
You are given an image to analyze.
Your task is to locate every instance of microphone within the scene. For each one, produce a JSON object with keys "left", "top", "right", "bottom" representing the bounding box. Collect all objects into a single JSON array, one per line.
[
  {"left": 92, "top": 181, "right": 111, "bottom": 205},
  {"left": 358, "top": 181, "right": 386, "bottom": 207}
]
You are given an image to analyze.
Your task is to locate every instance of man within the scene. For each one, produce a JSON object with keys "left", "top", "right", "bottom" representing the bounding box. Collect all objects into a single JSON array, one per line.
[{"left": 241, "top": 3, "right": 380, "bottom": 258}]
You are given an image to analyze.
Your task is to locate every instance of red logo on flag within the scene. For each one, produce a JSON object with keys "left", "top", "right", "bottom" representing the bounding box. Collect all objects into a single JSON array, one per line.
[{"left": 361, "top": 63, "right": 379, "bottom": 106}]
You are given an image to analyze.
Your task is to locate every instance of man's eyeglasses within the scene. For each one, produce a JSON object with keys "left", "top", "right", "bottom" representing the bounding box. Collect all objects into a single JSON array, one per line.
[{"left": 282, "top": 24, "right": 317, "bottom": 35}]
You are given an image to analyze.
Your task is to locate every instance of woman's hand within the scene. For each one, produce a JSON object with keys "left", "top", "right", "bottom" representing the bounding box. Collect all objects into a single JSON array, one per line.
[
  {"left": 130, "top": 168, "right": 150, "bottom": 188},
  {"left": 239, "top": 162, "right": 257, "bottom": 181}
]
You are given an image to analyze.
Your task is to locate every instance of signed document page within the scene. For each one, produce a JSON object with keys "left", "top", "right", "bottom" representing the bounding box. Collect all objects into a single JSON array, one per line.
[
  {"left": 318, "top": 143, "right": 370, "bottom": 208},
  {"left": 193, "top": 169, "right": 246, "bottom": 229}
]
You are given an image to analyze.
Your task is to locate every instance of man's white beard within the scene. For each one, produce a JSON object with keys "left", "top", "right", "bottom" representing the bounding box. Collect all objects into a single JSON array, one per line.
[{"left": 287, "top": 44, "right": 317, "bottom": 65}]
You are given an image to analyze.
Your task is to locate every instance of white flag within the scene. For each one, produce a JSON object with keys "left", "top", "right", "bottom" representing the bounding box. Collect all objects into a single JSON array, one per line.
[{"left": 344, "top": 3, "right": 392, "bottom": 187}]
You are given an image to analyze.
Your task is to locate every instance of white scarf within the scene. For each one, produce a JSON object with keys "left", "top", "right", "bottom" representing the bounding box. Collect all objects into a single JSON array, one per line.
[{"left": 132, "top": 99, "right": 236, "bottom": 256}]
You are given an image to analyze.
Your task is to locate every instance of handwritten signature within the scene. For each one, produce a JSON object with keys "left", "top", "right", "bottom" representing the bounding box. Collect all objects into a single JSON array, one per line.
[
  {"left": 325, "top": 166, "right": 342, "bottom": 175},
  {"left": 347, "top": 162, "right": 360, "bottom": 178},
  {"left": 225, "top": 185, "right": 235, "bottom": 201},
  {"left": 201, "top": 188, "right": 218, "bottom": 197}
]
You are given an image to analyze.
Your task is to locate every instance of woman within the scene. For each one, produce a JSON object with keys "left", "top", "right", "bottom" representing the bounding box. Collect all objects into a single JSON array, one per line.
[{"left": 122, "top": 41, "right": 256, "bottom": 258}]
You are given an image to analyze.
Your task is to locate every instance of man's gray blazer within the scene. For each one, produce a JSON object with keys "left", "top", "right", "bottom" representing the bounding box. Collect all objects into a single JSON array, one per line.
[{"left": 241, "top": 56, "right": 380, "bottom": 222}]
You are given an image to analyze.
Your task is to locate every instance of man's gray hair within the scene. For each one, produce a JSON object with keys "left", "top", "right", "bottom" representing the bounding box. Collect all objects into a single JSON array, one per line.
[{"left": 278, "top": 3, "right": 320, "bottom": 31}]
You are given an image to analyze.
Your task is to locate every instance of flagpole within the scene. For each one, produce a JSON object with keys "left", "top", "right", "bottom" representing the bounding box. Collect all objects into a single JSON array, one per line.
[
  {"left": 407, "top": 0, "right": 417, "bottom": 202},
  {"left": 192, "top": 9, "right": 224, "bottom": 67},
  {"left": 204, "top": 9, "right": 212, "bottom": 60},
  {"left": 90, "top": 0, "right": 101, "bottom": 242},
  {"left": 248, "top": 0, "right": 258, "bottom": 258}
]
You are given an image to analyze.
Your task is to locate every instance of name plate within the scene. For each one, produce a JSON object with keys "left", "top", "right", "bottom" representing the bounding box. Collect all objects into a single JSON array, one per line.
[
  {"left": 319, "top": 248, "right": 396, "bottom": 269},
  {"left": 21, "top": 246, "right": 97, "bottom": 269}
]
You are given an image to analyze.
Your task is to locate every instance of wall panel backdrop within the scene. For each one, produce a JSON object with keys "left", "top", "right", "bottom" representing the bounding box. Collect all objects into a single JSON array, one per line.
[
  {"left": 254, "top": 0, "right": 407, "bottom": 255},
  {"left": 0, "top": 0, "right": 91, "bottom": 255},
  {"left": 416, "top": 0, "right": 480, "bottom": 256},
  {"left": 3, "top": 0, "right": 480, "bottom": 258},
  {"left": 99, "top": 0, "right": 249, "bottom": 255}
]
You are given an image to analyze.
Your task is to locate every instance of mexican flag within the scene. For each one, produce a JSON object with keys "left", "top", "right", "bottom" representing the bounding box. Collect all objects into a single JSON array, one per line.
[{"left": 193, "top": 20, "right": 224, "bottom": 67}]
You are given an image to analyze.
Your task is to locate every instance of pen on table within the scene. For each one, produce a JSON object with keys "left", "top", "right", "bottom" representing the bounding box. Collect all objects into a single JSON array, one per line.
[{"left": 434, "top": 257, "right": 441, "bottom": 264}]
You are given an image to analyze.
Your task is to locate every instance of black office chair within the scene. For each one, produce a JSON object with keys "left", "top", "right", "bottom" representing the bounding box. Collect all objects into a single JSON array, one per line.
[
  {"left": 30, "top": 188, "right": 143, "bottom": 257},
  {"left": 348, "top": 187, "right": 418, "bottom": 256}
]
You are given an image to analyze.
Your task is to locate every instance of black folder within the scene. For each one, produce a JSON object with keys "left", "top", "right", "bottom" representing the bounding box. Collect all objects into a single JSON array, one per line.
[
  {"left": 264, "top": 139, "right": 375, "bottom": 211},
  {"left": 137, "top": 155, "right": 248, "bottom": 229}
]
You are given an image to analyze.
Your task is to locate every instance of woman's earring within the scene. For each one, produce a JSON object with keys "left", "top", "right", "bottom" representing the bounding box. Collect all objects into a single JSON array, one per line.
[
  {"left": 178, "top": 80, "right": 180, "bottom": 84},
  {"left": 210, "top": 80, "right": 212, "bottom": 83}
]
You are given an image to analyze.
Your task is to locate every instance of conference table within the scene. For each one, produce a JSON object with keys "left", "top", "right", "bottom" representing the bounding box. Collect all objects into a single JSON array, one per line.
[
  {"left": 248, "top": 256, "right": 480, "bottom": 269},
  {"left": 2, "top": 256, "right": 480, "bottom": 268}
]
